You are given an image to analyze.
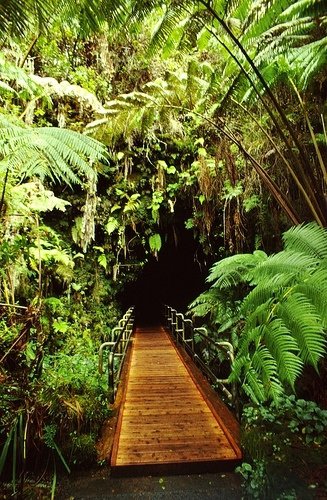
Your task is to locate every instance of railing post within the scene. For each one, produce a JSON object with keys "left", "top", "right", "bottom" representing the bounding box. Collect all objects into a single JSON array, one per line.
[
  {"left": 165, "top": 305, "right": 236, "bottom": 407},
  {"left": 176, "top": 313, "right": 184, "bottom": 345},
  {"left": 172, "top": 309, "right": 177, "bottom": 339},
  {"left": 184, "top": 319, "right": 194, "bottom": 354},
  {"left": 108, "top": 351, "right": 115, "bottom": 403},
  {"left": 98, "top": 306, "right": 135, "bottom": 405}
]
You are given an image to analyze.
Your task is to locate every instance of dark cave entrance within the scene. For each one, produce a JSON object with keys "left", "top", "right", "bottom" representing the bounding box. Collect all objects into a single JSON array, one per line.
[{"left": 121, "top": 216, "right": 207, "bottom": 326}]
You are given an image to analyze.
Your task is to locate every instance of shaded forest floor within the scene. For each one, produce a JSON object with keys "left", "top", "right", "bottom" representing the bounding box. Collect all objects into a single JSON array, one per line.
[
  {"left": 0, "top": 456, "right": 326, "bottom": 498},
  {"left": 57, "top": 467, "right": 242, "bottom": 499}
]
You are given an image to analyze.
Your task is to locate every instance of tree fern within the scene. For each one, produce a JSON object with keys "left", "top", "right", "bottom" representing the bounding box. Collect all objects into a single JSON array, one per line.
[
  {"left": 86, "top": 0, "right": 327, "bottom": 226},
  {"left": 188, "top": 289, "right": 224, "bottom": 319},
  {"left": 0, "top": 0, "right": 53, "bottom": 38},
  {"left": 241, "top": 275, "right": 294, "bottom": 317},
  {"left": 263, "top": 319, "right": 302, "bottom": 387},
  {"left": 252, "top": 346, "right": 284, "bottom": 400},
  {"left": 277, "top": 292, "right": 326, "bottom": 368},
  {"left": 250, "top": 250, "right": 318, "bottom": 282},
  {"left": 207, "top": 250, "right": 267, "bottom": 288},
  {"left": 297, "top": 271, "right": 327, "bottom": 329},
  {"left": 283, "top": 222, "right": 327, "bottom": 260},
  {"left": 188, "top": 288, "right": 240, "bottom": 331},
  {"left": 0, "top": 115, "right": 107, "bottom": 186},
  {"left": 193, "top": 222, "right": 327, "bottom": 403},
  {"left": 0, "top": 0, "right": 133, "bottom": 40}
]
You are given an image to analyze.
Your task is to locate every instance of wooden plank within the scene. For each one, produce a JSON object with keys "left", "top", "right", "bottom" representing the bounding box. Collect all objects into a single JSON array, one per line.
[{"left": 111, "top": 326, "right": 242, "bottom": 474}]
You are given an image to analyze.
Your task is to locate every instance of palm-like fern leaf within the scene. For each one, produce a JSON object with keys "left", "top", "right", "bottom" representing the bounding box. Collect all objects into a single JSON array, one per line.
[
  {"left": 0, "top": 115, "right": 107, "bottom": 185},
  {"left": 0, "top": 0, "right": 53, "bottom": 38},
  {"left": 242, "top": 365, "right": 266, "bottom": 404},
  {"left": 207, "top": 250, "right": 267, "bottom": 288},
  {"left": 277, "top": 292, "right": 326, "bottom": 368},
  {"left": 283, "top": 222, "right": 327, "bottom": 260},
  {"left": 263, "top": 319, "right": 302, "bottom": 387},
  {"left": 195, "top": 222, "right": 327, "bottom": 403},
  {"left": 241, "top": 274, "right": 294, "bottom": 317},
  {"left": 250, "top": 250, "right": 318, "bottom": 282},
  {"left": 297, "top": 270, "right": 327, "bottom": 329},
  {"left": 279, "top": 0, "right": 326, "bottom": 20},
  {"left": 188, "top": 289, "right": 224, "bottom": 317},
  {"left": 252, "top": 346, "right": 284, "bottom": 400}
]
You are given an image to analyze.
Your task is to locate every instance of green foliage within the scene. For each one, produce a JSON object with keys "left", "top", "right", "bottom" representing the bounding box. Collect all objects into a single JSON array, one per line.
[
  {"left": 191, "top": 222, "right": 327, "bottom": 403},
  {"left": 1, "top": 1, "right": 326, "bottom": 496},
  {"left": 0, "top": 279, "right": 121, "bottom": 495},
  {"left": 239, "top": 395, "right": 327, "bottom": 498},
  {"left": 207, "top": 250, "right": 268, "bottom": 288},
  {"left": 0, "top": 0, "right": 53, "bottom": 39},
  {"left": 236, "top": 460, "right": 268, "bottom": 500},
  {"left": 149, "top": 233, "right": 162, "bottom": 254},
  {"left": 0, "top": 114, "right": 106, "bottom": 187},
  {"left": 243, "top": 395, "right": 327, "bottom": 446}
]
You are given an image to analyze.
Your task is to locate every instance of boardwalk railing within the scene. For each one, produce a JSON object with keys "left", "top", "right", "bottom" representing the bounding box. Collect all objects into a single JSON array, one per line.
[
  {"left": 98, "top": 306, "right": 135, "bottom": 403},
  {"left": 164, "top": 305, "right": 236, "bottom": 405}
]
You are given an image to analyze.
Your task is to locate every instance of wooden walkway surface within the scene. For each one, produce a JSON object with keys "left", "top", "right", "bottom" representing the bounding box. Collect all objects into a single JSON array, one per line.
[{"left": 111, "top": 326, "right": 242, "bottom": 475}]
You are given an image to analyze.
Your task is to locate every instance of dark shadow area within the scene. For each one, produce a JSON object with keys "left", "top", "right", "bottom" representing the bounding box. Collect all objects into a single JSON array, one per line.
[{"left": 121, "top": 220, "right": 206, "bottom": 326}]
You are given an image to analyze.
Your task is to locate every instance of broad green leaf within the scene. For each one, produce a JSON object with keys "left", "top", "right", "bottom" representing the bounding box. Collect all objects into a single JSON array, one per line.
[
  {"left": 53, "top": 320, "right": 70, "bottom": 333},
  {"left": 105, "top": 217, "right": 119, "bottom": 235},
  {"left": 98, "top": 253, "right": 107, "bottom": 270},
  {"left": 110, "top": 204, "right": 121, "bottom": 213},
  {"left": 149, "top": 233, "right": 162, "bottom": 253}
]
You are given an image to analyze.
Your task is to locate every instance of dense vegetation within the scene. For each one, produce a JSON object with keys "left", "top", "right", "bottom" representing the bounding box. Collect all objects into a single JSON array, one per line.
[{"left": 0, "top": 0, "right": 326, "bottom": 497}]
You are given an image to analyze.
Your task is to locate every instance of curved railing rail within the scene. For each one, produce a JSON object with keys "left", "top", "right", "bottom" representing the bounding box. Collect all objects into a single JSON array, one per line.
[
  {"left": 164, "top": 304, "right": 236, "bottom": 405},
  {"left": 98, "top": 306, "right": 135, "bottom": 403}
]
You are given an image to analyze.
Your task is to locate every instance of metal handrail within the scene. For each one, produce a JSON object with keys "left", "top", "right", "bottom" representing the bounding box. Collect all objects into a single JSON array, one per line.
[
  {"left": 164, "top": 304, "right": 236, "bottom": 405},
  {"left": 98, "top": 306, "right": 135, "bottom": 403}
]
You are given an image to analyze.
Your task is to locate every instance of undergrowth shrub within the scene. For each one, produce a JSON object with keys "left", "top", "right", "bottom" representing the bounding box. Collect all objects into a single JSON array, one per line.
[
  {"left": 238, "top": 396, "right": 327, "bottom": 498},
  {"left": 0, "top": 296, "right": 121, "bottom": 496}
]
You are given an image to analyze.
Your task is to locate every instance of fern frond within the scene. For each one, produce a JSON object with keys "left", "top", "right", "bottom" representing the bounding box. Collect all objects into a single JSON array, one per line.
[
  {"left": 283, "top": 222, "right": 327, "bottom": 260},
  {"left": 250, "top": 250, "right": 317, "bottom": 281},
  {"left": 242, "top": 299, "right": 275, "bottom": 331},
  {"left": 238, "top": 325, "right": 262, "bottom": 355},
  {"left": 241, "top": 274, "right": 294, "bottom": 317},
  {"left": 241, "top": 0, "right": 291, "bottom": 43},
  {"left": 188, "top": 289, "right": 223, "bottom": 317},
  {"left": 252, "top": 18, "right": 316, "bottom": 66},
  {"left": 263, "top": 319, "right": 302, "bottom": 387},
  {"left": 197, "top": 222, "right": 327, "bottom": 404},
  {"left": 0, "top": 0, "right": 52, "bottom": 38},
  {"left": 207, "top": 250, "right": 267, "bottom": 288},
  {"left": 295, "top": 36, "right": 327, "bottom": 88},
  {"left": 277, "top": 292, "right": 326, "bottom": 368},
  {"left": 188, "top": 288, "right": 240, "bottom": 328},
  {"left": 243, "top": 366, "right": 266, "bottom": 404},
  {"left": 229, "top": 354, "right": 249, "bottom": 382},
  {"left": 279, "top": 0, "right": 327, "bottom": 20},
  {"left": 296, "top": 270, "right": 327, "bottom": 328},
  {"left": 252, "top": 346, "right": 284, "bottom": 400},
  {"left": 0, "top": 115, "right": 107, "bottom": 186},
  {"left": 148, "top": 3, "right": 187, "bottom": 56}
]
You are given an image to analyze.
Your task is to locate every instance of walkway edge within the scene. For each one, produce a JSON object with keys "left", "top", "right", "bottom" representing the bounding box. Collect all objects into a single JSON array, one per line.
[{"left": 167, "top": 329, "right": 242, "bottom": 456}]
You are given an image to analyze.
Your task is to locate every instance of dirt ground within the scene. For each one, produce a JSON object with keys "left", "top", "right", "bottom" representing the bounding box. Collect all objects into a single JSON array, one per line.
[{"left": 56, "top": 467, "right": 243, "bottom": 499}]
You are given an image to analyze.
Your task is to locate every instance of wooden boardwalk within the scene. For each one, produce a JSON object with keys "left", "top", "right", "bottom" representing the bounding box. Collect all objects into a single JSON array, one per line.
[{"left": 111, "top": 326, "right": 242, "bottom": 475}]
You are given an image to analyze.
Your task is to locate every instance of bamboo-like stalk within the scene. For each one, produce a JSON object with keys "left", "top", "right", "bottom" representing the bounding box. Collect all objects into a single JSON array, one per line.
[
  {"left": 19, "top": 34, "right": 39, "bottom": 68},
  {"left": 231, "top": 98, "right": 324, "bottom": 224},
  {"left": 198, "top": 0, "right": 326, "bottom": 226},
  {"left": 173, "top": 104, "right": 301, "bottom": 224},
  {"left": 289, "top": 79, "right": 327, "bottom": 184},
  {"left": 0, "top": 330, "right": 26, "bottom": 364},
  {"left": 0, "top": 303, "right": 28, "bottom": 309}
]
